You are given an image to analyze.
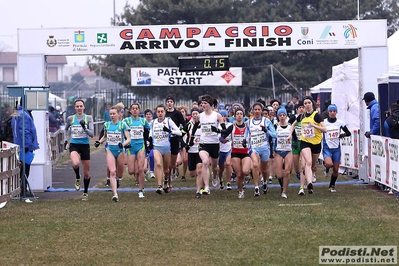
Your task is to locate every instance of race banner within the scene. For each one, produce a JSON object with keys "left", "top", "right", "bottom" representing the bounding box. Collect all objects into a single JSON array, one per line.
[
  {"left": 18, "top": 20, "right": 387, "bottom": 55},
  {"left": 387, "top": 137, "right": 399, "bottom": 191},
  {"left": 369, "top": 136, "right": 399, "bottom": 189},
  {"left": 340, "top": 129, "right": 359, "bottom": 169},
  {"left": 369, "top": 136, "right": 387, "bottom": 185},
  {"left": 130, "top": 67, "right": 242, "bottom": 86}
]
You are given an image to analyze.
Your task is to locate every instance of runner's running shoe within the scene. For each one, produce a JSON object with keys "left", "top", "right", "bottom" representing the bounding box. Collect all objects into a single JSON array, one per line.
[
  {"left": 262, "top": 184, "right": 268, "bottom": 194},
  {"left": 212, "top": 176, "right": 218, "bottom": 188},
  {"left": 82, "top": 193, "right": 88, "bottom": 201},
  {"left": 112, "top": 195, "right": 119, "bottom": 202},
  {"left": 268, "top": 176, "right": 273, "bottom": 184},
  {"left": 75, "top": 176, "right": 81, "bottom": 191},
  {"left": 307, "top": 183, "right": 314, "bottom": 194}
]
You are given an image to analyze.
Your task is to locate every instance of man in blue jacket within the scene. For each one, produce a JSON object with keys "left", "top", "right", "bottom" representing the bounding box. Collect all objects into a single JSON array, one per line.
[
  {"left": 363, "top": 92, "right": 380, "bottom": 138},
  {"left": 12, "top": 104, "right": 40, "bottom": 197}
]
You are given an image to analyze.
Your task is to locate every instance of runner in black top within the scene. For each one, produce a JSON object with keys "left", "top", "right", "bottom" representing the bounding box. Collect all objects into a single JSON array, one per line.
[{"left": 165, "top": 95, "right": 186, "bottom": 182}]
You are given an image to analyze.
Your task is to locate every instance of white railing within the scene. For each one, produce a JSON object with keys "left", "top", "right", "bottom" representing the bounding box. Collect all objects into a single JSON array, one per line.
[{"left": 0, "top": 142, "right": 21, "bottom": 206}]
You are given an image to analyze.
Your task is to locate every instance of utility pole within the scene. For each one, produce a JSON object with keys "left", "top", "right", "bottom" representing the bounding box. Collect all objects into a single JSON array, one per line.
[
  {"left": 113, "top": 0, "right": 116, "bottom": 26},
  {"left": 270, "top": 65, "right": 276, "bottom": 99}
]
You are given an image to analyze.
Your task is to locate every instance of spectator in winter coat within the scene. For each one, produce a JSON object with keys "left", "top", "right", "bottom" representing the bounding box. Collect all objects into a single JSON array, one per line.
[{"left": 363, "top": 92, "right": 380, "bottom": 138}]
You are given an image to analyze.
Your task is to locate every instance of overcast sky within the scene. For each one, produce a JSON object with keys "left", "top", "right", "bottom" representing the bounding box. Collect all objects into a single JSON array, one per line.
[{"left": 0, "top": 0, "right": 139, "bottom": 66}]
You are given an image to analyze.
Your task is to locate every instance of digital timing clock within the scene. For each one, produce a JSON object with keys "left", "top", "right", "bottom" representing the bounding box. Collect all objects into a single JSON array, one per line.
[{"left": 178, "top": 55, "right": 230, "bottom": 72}]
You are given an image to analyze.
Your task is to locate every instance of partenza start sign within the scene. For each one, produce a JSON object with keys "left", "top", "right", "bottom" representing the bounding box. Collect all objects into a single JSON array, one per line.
[
  {"left": 18, "top": 20, "right": 387, "bottom": 55},
  {"left": 130, "top": 67, "right": 242, "bottom": 86}
]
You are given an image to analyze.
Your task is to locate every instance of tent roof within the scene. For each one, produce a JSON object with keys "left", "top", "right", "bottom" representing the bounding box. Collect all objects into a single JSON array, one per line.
[
  {"left": 48, "top": 93, "right": 65, "bottom": 102},
  {"left": 377, "top": 65, "right": 399, "bottom": 83},
  {"left": 310, "top": 78, "right": 332, "bottom": 93}
]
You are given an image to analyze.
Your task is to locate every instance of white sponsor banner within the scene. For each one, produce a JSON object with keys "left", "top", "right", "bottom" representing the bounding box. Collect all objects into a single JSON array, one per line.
[
  {"left": 370, "top": 136, "right": 387, "bottom": 185},
  {"left": 130, "top": 67, "right": 242, "bottom": 86},
  {"left": 340, "top": 130, "right": 359, "bottom": 169},
  {"left": 18, "top": 20, "right": 387, "bottom": 55},
  {"left": 387, "top": 138, "right": 399, "bottom": 190},
  {"left": 368, "top": 136, "right": 399, "bottom": 190}
]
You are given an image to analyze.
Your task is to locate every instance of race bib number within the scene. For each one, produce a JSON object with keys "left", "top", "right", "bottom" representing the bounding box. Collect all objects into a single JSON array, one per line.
[
  {"left": 301, "top": 124, "right": 315, "bottom": 138},
  {"left": 295, "top": 125, "right": 301, "bottom": 139},
  {"left": 276, "top": 132, "right": 291, "bottom": 151},
  {"left": 70, "top": 125, "right": 87, "bottom": 139},
  {"left": 251, "top": 133, "right": 266, "bottom": 148},
  {"left": 153, "top": 129, "right": 168, "bottom": 142},
  {"left": 107, "top": 132, "right": 122, "bottom": 145},
  {"left": 201, "top": 123, "right": 213, "bottom": 136},
  {"left": 326, "top": 127, "right": 340, "bottom": 141},
  {"left": 233, "top": 135, "right": 245, "bottom": 148},
  {"left": 130, "top": 126, "right": 143, "bottom": 140}
]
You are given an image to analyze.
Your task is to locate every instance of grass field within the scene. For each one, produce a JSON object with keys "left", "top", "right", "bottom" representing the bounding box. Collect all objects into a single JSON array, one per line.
[{"left": 1, "top": 168, "right": 398, "bottom": 266}]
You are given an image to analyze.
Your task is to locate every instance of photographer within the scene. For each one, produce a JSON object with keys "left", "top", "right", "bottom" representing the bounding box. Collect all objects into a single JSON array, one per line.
[{"left": 383, "top": 101, "right": 399, "bottom": 139}]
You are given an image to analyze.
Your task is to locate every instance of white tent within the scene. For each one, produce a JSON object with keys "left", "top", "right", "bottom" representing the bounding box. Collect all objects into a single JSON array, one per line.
[
  {"left": 309, "top": 30, "right": 399, "bottom": 130},
  {"left": 331, "top": 58, "right": 360, "bottom": 129},
  {"left": 48, "top": 93, "right": 67, "bottom": 112},
  {"left": 310, "top": 30, "right": 399, "bottom": 94}
]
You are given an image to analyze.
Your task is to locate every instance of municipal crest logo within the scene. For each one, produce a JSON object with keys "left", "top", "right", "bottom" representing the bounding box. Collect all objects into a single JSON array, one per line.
[
  {"left": 301, "top": 27, "right": 309, "bottom": 38},
  {"left": 47, "top": 36, "right": 57, "bottom": 47}
]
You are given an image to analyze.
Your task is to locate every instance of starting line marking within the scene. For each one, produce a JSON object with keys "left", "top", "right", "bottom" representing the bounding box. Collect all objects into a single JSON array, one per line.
[{"left": 279, "top": 203, "right": 323, "bottom": 207}]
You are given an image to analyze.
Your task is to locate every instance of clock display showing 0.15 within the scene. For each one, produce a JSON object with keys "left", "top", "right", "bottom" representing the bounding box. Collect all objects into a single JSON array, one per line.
[{"left": 178, "top": 55, "right": 230, "bottom": 72}]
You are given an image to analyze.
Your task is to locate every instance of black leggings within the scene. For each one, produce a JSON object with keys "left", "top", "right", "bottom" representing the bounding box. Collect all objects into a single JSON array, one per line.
[{"left": 20, "top": 162, "right": 31, "bottom": 196}]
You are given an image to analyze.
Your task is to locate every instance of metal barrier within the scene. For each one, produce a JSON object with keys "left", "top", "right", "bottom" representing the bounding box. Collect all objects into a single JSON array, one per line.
[
  {"left": 49, "top": 129, "right": 66, "bottom": 165},
  {"left": 0, "top": 144, "right": 21, "bottom": 205},
  {"left": 49, "top": 124, "right": 103, "bottom": 165}
]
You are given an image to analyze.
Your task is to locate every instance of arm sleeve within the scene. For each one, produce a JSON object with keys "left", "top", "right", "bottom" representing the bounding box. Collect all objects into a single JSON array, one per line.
[
  {"left": 144, "top": 127, "right": 150, "bottom": 141},
  {"left": 99, "top": 127, "right": 105, "bottom": 140},
  {"left": 190, "top": 122, "right": 200, "bottom": 138},
  {"left": 64, "top": 116, "right": 72, "bottom": 140},
  {"left": 314, "top": 113, "right": 324, "bottom": 123},
  {"left": 182, "top": 122, "right": 190, "bottom": 134},
  {"left": 178, "top": 112, "right": 186, "bottom": 128},
  {"left": 169, "top": 119, "right": 182, "bottom": 136},
  {"left": 370, "top": 106, "right": 380, "bottom": 135},
  {"left": 221, "top": 124, "right": 233, "bottom": 138},
  {"left": 384, "top": 121, "right": 391, "bottom": 138},
  {"left": 85, "top": 115, "right": 94, "bottom": 138},
  {"left": 288, "top": 115, "right": 296, "bottom": 125},
  {"left": 265, "top": 119, "right": 277, "bottom": 139},
  {"left": 341, "top": 125, "right": 351, "bottom": 137}
]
